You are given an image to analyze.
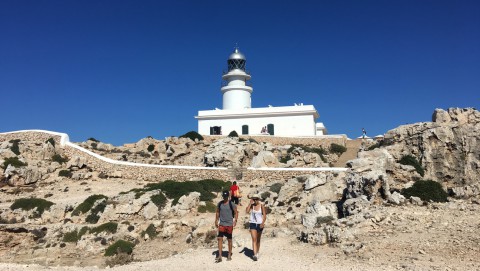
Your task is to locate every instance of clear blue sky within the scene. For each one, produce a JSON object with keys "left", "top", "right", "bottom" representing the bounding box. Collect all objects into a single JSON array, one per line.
[{"left": 1, "top": 1, "right": 479, "bottom": 145}]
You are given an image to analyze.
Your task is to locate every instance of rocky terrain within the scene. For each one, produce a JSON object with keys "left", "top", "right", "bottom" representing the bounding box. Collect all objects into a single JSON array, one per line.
[{"left": 0, "top": 107, "right": 479, "bottom": 271}]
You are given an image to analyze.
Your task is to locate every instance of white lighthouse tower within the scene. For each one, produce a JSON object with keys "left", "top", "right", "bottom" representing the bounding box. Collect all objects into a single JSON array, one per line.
[{"left": 221, "top": 48, "right": 252, "bottom": 110}]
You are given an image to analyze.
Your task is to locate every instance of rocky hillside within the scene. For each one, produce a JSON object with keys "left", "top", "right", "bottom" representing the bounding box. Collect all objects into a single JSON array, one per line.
[
  {"left": 0, "top": 107, "right": 479, "bottom": 269},
  {"left": 76, "top": 135, "right": 345, "bottom": 168}
]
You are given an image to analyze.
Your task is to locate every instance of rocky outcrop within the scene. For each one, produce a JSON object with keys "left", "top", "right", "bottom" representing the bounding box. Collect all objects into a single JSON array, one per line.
[{"left": 383, "top": 108, "right": 480, "bottom": 186}]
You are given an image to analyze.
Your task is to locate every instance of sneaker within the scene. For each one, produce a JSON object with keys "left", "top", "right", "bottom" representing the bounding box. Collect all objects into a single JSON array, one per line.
[
  {"left": 215, "top": 257, "right": 222, "bottom": 263},
  {"left": 227, "top": 256, "right": 232, "bottom": 261},
  {"left": 252, "top": 255, "right": 258, "bottom": 261}
]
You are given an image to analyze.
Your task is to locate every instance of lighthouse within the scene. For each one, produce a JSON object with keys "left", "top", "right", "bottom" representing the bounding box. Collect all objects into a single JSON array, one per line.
[
  {"left": 196, "top": 47, "right": 328, "bottom": 137},
  {"left": 221, "top": 48, "right": 253, "bottom": 110}
]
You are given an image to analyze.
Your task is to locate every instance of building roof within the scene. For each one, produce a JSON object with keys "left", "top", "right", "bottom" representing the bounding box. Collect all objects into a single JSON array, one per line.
[
  {"left": 229, "top": 48, "right": 246, "bottom": 60},
  {"left": 196, "top": 104, "right": 319, "bottom": 119}
]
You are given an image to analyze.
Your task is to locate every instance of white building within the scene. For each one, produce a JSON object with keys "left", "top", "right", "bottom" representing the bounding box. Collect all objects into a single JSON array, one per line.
[{"left": 195, "top": 48, "right": 327, "bottom": 137}]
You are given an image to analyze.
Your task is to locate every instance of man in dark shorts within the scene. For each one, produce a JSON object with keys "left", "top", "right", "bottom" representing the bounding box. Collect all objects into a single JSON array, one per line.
[{"left": 215, "top": 190, "right": 238, "bottom": 262}]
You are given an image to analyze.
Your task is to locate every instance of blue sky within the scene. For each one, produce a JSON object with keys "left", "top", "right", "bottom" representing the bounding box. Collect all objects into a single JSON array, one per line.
[{"left": 1, "top": 0, "right": 479, "bottom": 145}]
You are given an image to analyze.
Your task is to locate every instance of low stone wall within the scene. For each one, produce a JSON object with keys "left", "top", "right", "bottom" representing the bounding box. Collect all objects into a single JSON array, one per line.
[
  {"left": 1, "top": 130, "right": 347, "bottom": 183},
  {"left": 203, "top": 135, "right": 348, "bottom": 148}
]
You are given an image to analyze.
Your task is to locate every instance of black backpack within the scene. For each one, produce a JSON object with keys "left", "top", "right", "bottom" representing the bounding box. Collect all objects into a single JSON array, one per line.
[{"left": 218, "top": 200, "right": 235, "bottom": 217}]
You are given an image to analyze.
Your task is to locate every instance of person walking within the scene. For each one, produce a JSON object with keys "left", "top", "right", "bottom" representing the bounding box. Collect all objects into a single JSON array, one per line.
[
  {"left": 246, "top": 194, "right": 266, "bottom": 261},
  {"left": 230, "top": 180, "right": 242, "bottom": 206},
  {"left": 215, "top": 190, "right": 238, "bottom": 263}
]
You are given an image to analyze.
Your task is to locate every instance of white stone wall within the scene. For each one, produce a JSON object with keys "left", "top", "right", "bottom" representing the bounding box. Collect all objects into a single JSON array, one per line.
[{"left": 198, "top": 114, "right": 316, "bottom": 136}]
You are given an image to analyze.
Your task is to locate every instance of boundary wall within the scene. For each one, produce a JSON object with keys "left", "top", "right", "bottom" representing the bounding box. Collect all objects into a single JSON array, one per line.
[{"left": 0, "top": 130, "right": 348, "bottom": 182}]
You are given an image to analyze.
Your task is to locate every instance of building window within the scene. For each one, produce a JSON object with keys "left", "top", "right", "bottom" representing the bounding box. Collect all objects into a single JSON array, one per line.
[
  {"left": 242, "top": 125, "right": 249, "bottom": 135},
  {"left": 210, "top": 126, "right": 222, "bottom": 135},
  {"left": 267, "top": 124, "right": 274, "bottom": 135}
]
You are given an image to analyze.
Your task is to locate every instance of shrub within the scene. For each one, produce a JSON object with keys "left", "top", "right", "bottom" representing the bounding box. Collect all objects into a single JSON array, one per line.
[
  {"left": 58, "top": 170, "right": 72, "bottom": 178},
  {"left": 399, "top": 155, "right": 425, "bottom": 177},
  {"left": 180, "top": 131, "right": 204, "bottom": 141},
  {"left": 9, "top": 139, "right": 20, "bottom": 155},
  {"left": 90, "top": 222, "right": 118, "bottom": 235},
  {"left": 52, "top": 154, "right": 68, "bottom": 164},
  {"left": 104, "top": 240, "right": 135, "bottom": 256},
  {"left": 270, "top": 183, "right": 282, "bottom": 194},
  {"left": 367, "top": 142, "right": 381, "bottom": 151},
  {"left": 198, "top": 202, "right": 217, "bottom": 213},
  {"left": 85, "top": 201, "right": 107, "bottom": 224},
  {"left": 46, "top": 138, "right": 56, "bottom": 147},
  {"left": 139, "top": 179, "right": 231, "bottom": 203},
  {"left": 261, "top": 191, "right": 271, "bottom": 200},
  {"left": 288, "top": 144, "right": 327, "bottom": 162},
  {"left": 10, "top": 198, "right": 54, "bottom": 215},
  {"left": 91, "top": 142, "right": 98, "bottom": 149},
  {"left": 228, "top": 130, "right": 239, "bottom": 137},
  {"left": 330, "top": 143, "right": 347, "bottom": 155},
  {"left": 401, "top": 180, "right": 448, "bottom": 202},
  {"left": 87, "top": 137, "right": 99, "bottom": 142},
  {"left": 72, "top": 194, "right": 108, "bottom": 216},
  {"left": 3, "top": 157, "right": 27, "bottom": 169},
  {"left": 105, "top": 252, "right": 133, "bottom": 267},
  {"left": 150, "top": 193, "right": 167, "bottom": 209},
  {"left": 141, "top": 224, "right": 157, "bottom": 239},
  {"left": 63, "top": 230, "right": 80, "bottom": 243},
  {"left": 147, "top": 144, "right": 155, "bottom": 152},
  {"left": 279, "top": 155, "right": 291, "bottom": 164}
]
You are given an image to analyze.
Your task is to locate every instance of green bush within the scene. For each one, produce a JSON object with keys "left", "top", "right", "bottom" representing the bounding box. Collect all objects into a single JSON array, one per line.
[
  {"left": 58, "top": 170, "right": 72, "bottom": 177},
  {"left": 279, "top": 155, "right": 291, "bottom": 164},
  {"left": 52, "top": 154, "right": 69, "bottom": 164},
  {"left": 90, "top": 222, "right": 118, "bottom": 235},
  {"left": 228, "top": 130, "right": 239, "bottom": 137},
  {"left": 3, "top": 157, "right": 27, "bottom": 169},
  {"left": 87, "top": 137, "right": 99, "bottom": 142},
  {"left": 399, "top": 155, "right": 425, "bottom": 177},
  {"left": 150, "top": 193, "right": 167, "bottom": 209},
  {"left": 9, "top": 139, "right": 20, "bottom": 155},
  {"left": 63, "top": 230, "right": 80, "bottom": 243},
  {"left": 72, "top": 194, "right": 108, "bottom": 216},
  {"left": 367, "top": 142, "right": 381, "bottom": 151},
  {"left": 104, "top": 240, "right": 135, "bottom": 256},
  {"left": 330, "top": 143, "right": 347, "bottom": 155},
  {"left": 10, "top": 198, "right": 54, "bottom": 215},
  {"left": 132, "top": 179, "right": 231, "bottom": 204},
  {"left": 270, "top": 183, "right": 282, "bottom": 194},
  {"left": 147, "top": 144, "right": 155, "bottom": 152},
  {"left": 261, "top": 191, "right": 271, "bottom": 200},
  {"left": 85, "top": 201, "right": 107, "bottom": 224},
  {"left": 198, "top": 202, "right": 217, "bottom": 213},
  {"left": 141, "top": 224, "right": 158, "bottom": 239},
  {"left": 46, "top": 138, "right": 56, "bottom": 147},
  {"left": 179, "top": 131, "right": 204, "bottom": 141},
  {"left": 401, "top": 180, "right": 448, "bottom": 202}
]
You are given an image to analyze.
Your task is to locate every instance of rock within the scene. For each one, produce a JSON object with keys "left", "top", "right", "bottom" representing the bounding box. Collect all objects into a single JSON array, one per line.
[
  {"left": 250, "top": 151, "right": 279, "bottom": 168},
  {"left": 67, "top": 156, "right": 87, "bottom": 169},
  {"left": 343, "top": 196, "right": 370, "bottom": 217},
  {"left": 410, "top": 196, "right": 423, "bottom": 205},
  {"left": 303, "top": 175, "right": 327, "bottom": 191},
  {"left": 388, "top": 191, "right": 406, "bottom": 205}
]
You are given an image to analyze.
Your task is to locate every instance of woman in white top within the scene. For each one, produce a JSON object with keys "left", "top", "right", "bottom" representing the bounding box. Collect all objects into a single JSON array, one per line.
[{"left": 246, "top": 194, "right": 266, "bottom": 261}]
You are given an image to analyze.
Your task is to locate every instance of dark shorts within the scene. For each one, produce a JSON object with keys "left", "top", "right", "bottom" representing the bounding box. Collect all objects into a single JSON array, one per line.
[
  {"left": 217, "top": 225, "right": 233, "bottom": 239},
  {"left": 249, "top": 223, "right": 264, "bottom": 232},
  {"left": 231, "top": 196, "right": 239, "bottom": 205}
]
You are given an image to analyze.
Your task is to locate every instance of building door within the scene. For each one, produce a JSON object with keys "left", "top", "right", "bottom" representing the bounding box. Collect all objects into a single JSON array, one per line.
[
  {"left": 242, "top": 125, "right": 249, "bottom": 135},
  {"left": 267, "top": 124, "right": 274, "bottom": 135}
]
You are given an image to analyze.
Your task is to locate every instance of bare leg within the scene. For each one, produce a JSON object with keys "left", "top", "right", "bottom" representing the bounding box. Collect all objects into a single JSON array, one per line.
[
  {"left": 257, "top": 231, "right": 262, "bottom": 254},
  {"left": 217, "top": 237, "right": 223, "bottom": 261},
  {"left": 250, "top": 229, "right": 258, "bottom": 255},
  {"left": 227, "top": 238, "right": 232, "bottom": 260}
]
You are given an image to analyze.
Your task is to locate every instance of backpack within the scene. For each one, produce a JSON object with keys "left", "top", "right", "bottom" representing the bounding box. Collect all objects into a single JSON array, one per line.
[{"left": 218, "top": 200, "right": 235, "bottom": 217}]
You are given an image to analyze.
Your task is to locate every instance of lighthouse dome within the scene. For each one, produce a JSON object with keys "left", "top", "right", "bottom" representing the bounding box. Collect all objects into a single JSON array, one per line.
[{"left": 229, "top": 48, "right": 246, "bottom": 60}]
